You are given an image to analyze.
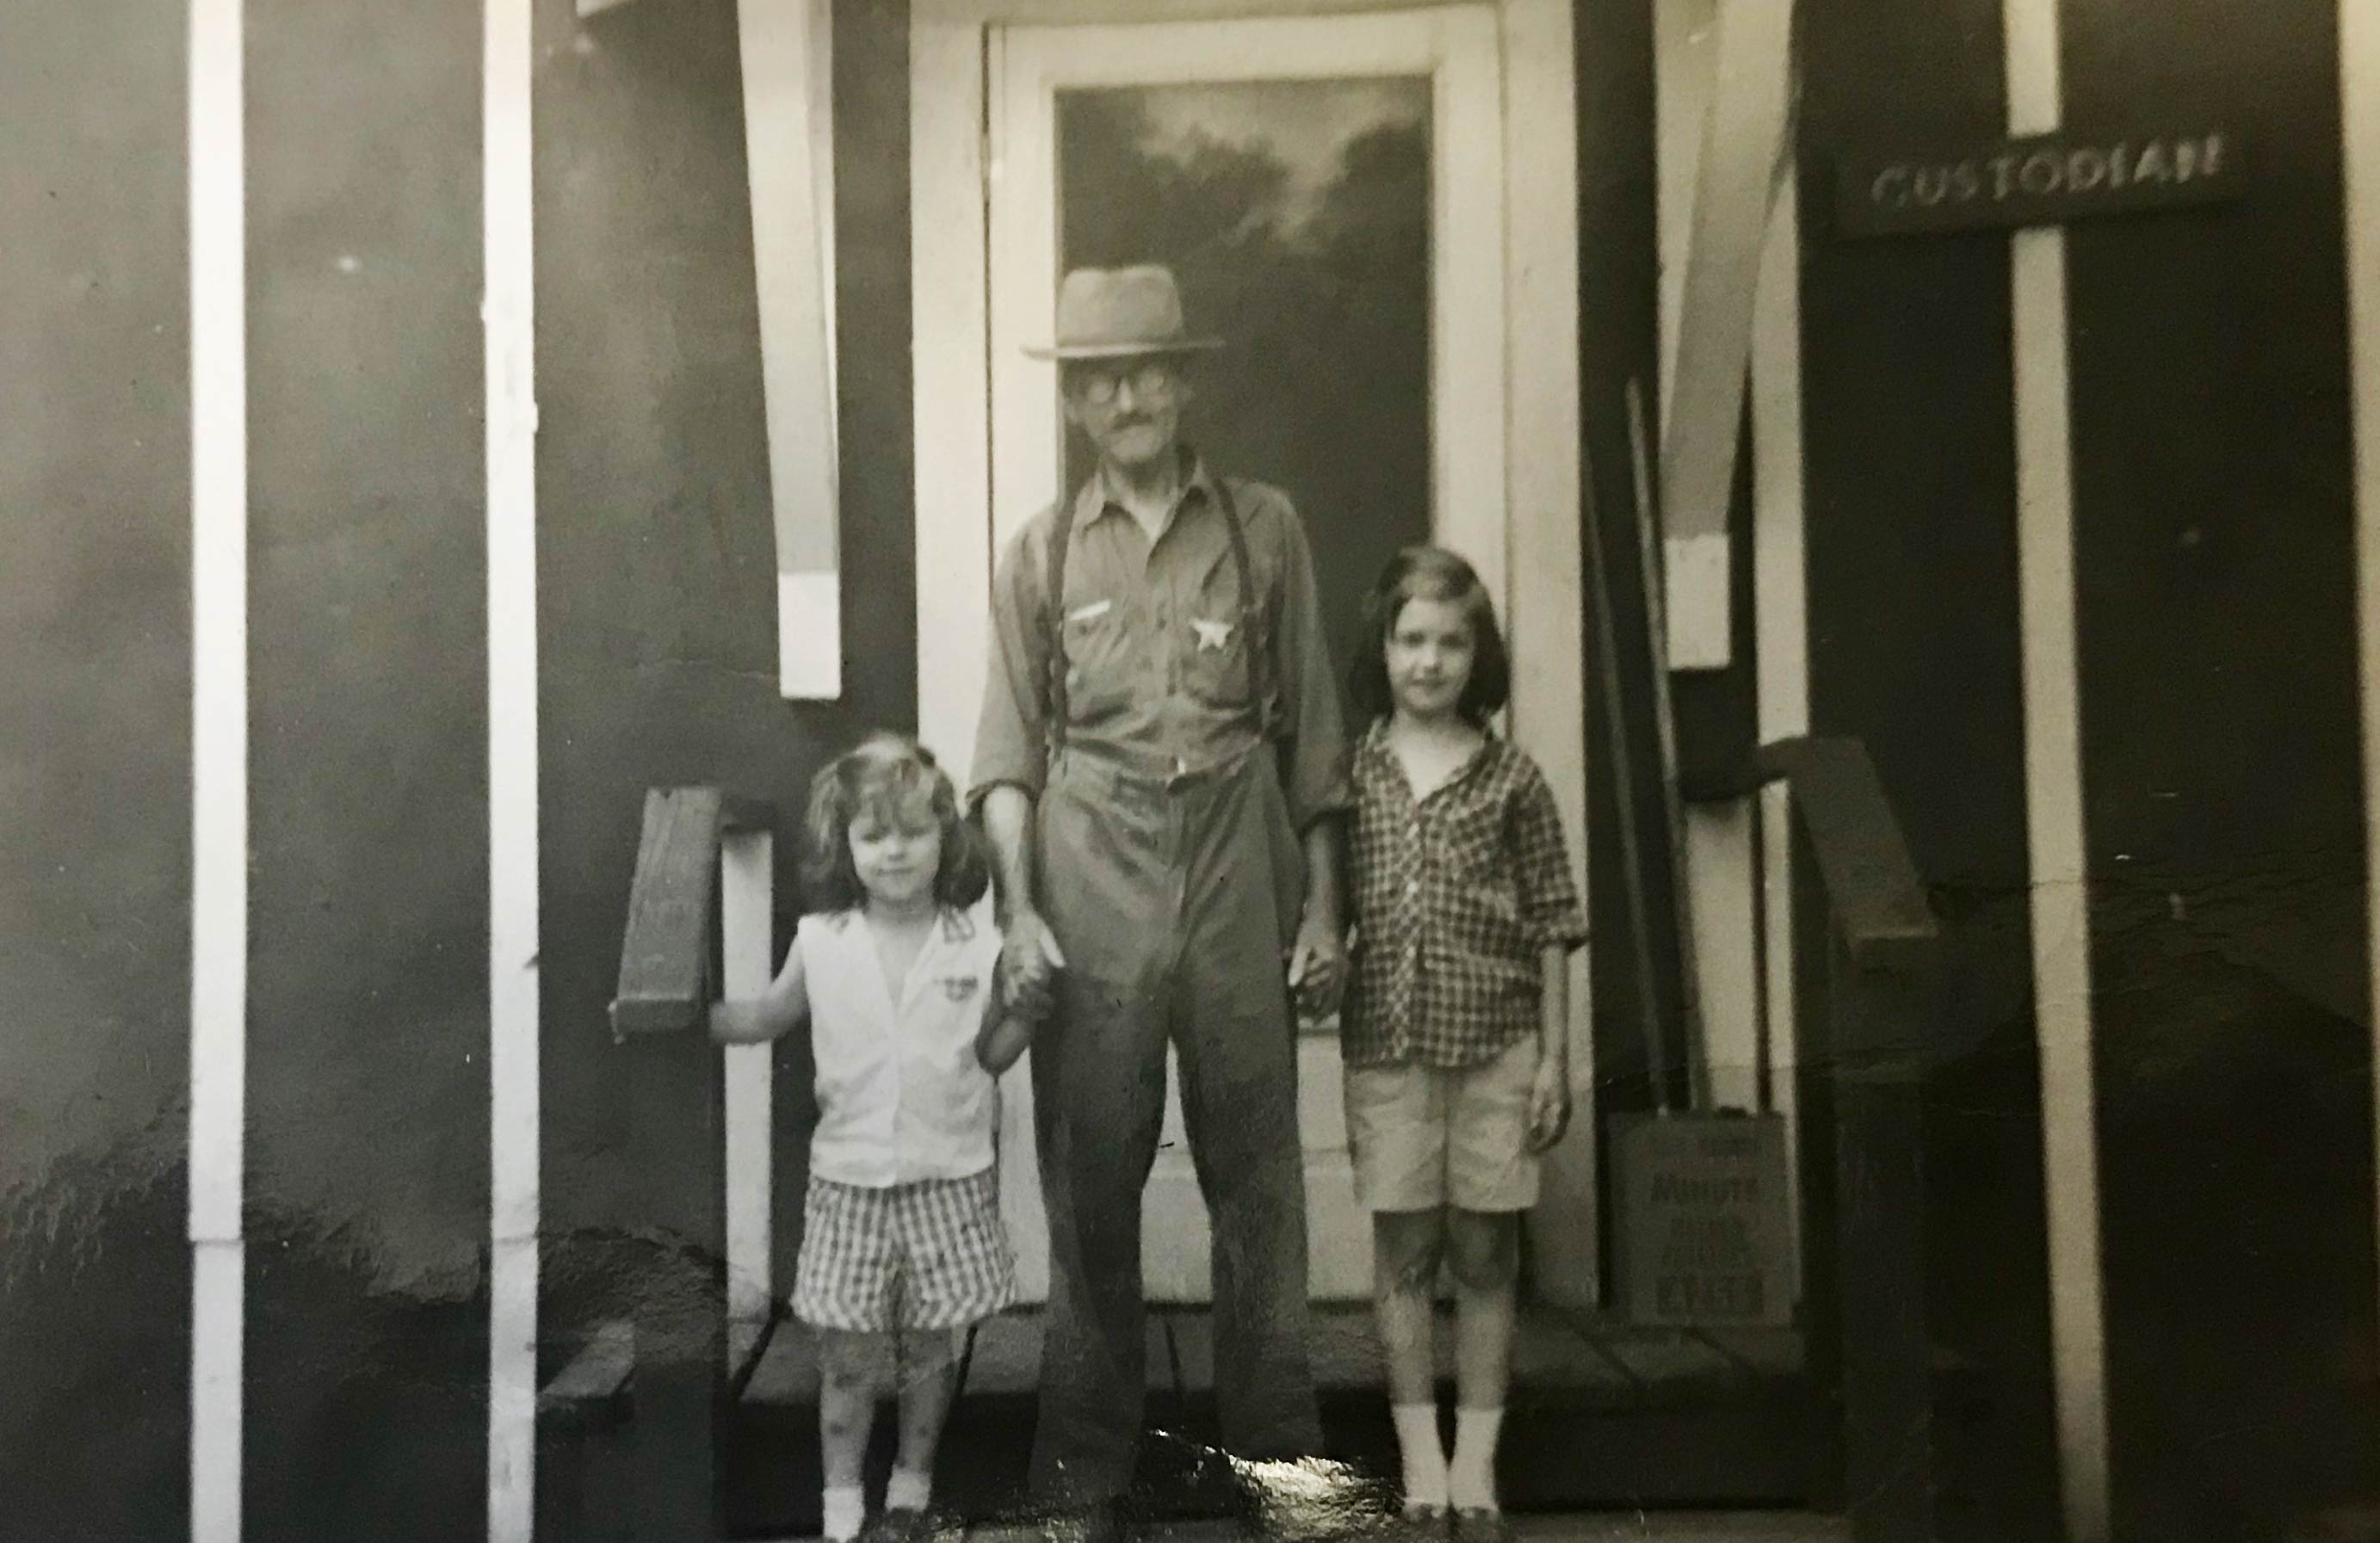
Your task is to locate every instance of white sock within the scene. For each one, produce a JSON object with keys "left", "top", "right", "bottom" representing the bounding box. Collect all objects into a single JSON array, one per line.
[
  {"left": 887, "top": 1466, "right": 933, "bottom": 1513},
  {"left": 1448, "top": 1405, "right": 1504, "bottom": 1513},
  {"left": 1391, "top": 1401, "right": 1449, "bottom": 1513},
  {"left": 822, "top": 1484, "right": 866, "bottom": 1542}
]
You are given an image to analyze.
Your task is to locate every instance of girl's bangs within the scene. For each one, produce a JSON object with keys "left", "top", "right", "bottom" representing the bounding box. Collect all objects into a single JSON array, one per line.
[{"left": 848, "top": 760, "right": 942, "bottom": 833}]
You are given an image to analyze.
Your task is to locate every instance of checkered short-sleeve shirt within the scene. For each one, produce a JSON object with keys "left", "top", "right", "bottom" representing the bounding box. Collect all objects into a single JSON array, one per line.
[{"left": 1341, "top": 719, "right": 1588, "bottom": 1068}]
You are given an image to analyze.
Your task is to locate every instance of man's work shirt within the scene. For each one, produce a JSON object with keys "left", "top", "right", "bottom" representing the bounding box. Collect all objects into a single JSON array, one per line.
[{"left": 969, "top": 456, "right": 1351, "bottom": 831}]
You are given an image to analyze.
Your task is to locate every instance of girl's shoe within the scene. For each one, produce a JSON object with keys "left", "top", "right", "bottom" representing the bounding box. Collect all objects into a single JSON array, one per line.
[
  {"left": 1450, "top": 1508, "right": 1513, "bottom": 1543},
  {"left": 859, "top": 1508, "right": 935, "bottom": 1543}
]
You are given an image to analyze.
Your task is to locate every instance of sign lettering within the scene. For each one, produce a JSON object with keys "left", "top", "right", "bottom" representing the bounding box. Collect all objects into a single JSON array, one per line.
[{"left": 1837, "top": 128, "right": 2243, "bottom": 238}]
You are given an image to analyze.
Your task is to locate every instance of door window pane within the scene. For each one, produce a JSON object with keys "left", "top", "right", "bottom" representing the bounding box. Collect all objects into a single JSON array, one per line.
[{"left": 1058, "top": 79, "right": 1432, "bottom": 694}]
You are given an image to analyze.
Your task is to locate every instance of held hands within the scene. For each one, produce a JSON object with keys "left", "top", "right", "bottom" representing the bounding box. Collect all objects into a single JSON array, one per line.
[
  {"left": 1525, "top": 1053, "right": 1573, "bottom": 1152},
  {"left": 998, "top": 908, "right": 1066, "bottom": 1021},
  {"left": 1285, "top": 911, "right": 1345, "bottom": 1023}
]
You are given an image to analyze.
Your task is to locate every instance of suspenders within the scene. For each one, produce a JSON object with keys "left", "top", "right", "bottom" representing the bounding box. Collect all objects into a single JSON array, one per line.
[{"left": 1042, "top": 466, "right": 1279, "bottom": 759}]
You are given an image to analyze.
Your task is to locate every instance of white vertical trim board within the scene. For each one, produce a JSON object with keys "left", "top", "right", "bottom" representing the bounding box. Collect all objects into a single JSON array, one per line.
[
  {"left": 1685, "top": 806, "right": 1760, "bottom": 1114},
  {"left": 1498, "top": 0, "right": 1592, "bottom": 1306},
  {"left": 189, "top": 1241, "right": 244, "bottom": 1543},
  {"left": 910, "top": 2, "right": 995, "bottom": 781},
  {"left": 1751, "top": 157, "right": 1806, "bottom": 1294},
  {"left": 187, "top": 0, "right": 246, "bottom": 1537},
  {"left": 2005, "top": 1, "right": 2111, "bottom": 1539},
  {"left": 721, "top": 830, "right": 776, "bottom": 1366},
  {"left": 2339, "top": 0, "right": 2380, "bottom": 1389},
  {"left": 485, "top": 0, "right": 540, "bottom": 1536},
  {"left": 740, "top": 0, "right": 844, "bottom": 700}
]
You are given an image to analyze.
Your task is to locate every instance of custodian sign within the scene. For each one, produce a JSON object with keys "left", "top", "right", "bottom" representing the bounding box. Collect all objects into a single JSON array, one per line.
[{"left": 1835, "top": 128, "right": 2242, "bottom": 238}]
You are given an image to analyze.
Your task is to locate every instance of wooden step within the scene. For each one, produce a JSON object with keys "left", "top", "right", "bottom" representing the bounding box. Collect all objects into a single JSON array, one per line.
[
  {"left": 536, "top": 1313, "right": 780, "bottom": 1423},
  {"left": 538, "top": 1320, "right": 633, "bottom": 1427}
]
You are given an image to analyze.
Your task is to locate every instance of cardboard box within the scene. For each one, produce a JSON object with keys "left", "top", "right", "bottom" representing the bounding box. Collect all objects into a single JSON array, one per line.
[{"left": 1610, "top": 1111, "right": 1796, "bottom": 1327}]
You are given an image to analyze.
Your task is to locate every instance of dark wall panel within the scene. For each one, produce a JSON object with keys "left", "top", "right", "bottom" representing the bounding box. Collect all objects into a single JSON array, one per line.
[
  {"left": 1796, "top": 3, "right": 2059, "bottom": 1536},
  {"left": 2062, "top": 2, "right": 2375, "bottom": 1537},
  {"left": 244, "top": 1, "right": 490, "bottom": 1536},
  {"left": 533, "top": 0, "right": 918, "bottom": 1337},
  {"left": 0, "top": 3, "right": 194, "bottom": 1538}
]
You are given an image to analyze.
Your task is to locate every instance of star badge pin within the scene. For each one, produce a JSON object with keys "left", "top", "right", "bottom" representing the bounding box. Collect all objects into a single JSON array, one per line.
[{"left": 1191, "top": 617, "right": 1234, "bottom": 651}]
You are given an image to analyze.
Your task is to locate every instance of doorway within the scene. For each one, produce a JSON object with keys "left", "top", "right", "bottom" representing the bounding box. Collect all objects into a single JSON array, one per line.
[{"left": 912, "top": 0, "right": 1589, "bottom": 1306}]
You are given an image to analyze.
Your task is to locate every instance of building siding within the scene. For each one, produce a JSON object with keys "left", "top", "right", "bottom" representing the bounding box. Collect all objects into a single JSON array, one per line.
[{"left": 0, "top": 2, "right": 195, "bottom": 1538}]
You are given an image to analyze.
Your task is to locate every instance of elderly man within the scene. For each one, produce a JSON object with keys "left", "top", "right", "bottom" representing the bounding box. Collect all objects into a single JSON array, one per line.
[{"left": 970, "top": 265, "right": 1351, "bottom": 1514}]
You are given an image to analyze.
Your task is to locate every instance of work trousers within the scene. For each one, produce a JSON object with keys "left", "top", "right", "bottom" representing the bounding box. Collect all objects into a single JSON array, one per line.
[{"left": 1027, "top": 743, "right": 1324, "bottom": 1502}]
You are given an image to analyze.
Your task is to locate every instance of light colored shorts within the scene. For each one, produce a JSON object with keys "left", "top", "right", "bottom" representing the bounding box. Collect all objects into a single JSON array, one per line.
[
  {"left": 1344, "top": 1035, "right": 1542, "bottom": 1214},
  {"left": 792, "top": 1168, "right": 1017, "bottom": 1334}
]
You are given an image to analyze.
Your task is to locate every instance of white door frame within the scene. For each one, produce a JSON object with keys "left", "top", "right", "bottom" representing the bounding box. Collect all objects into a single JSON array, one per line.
[{"left": 911, "top": 0, "right": 1595, "bottom": 1305}]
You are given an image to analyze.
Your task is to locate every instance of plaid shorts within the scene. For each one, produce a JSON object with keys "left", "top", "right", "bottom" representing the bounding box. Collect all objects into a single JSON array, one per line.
[{"left": 792, "top": 1168, "right": 1017, "bottom": 1334}]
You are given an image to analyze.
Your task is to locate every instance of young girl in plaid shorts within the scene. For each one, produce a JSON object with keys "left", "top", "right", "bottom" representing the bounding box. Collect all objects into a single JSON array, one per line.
[
  {"left": 1339, "top": 547, "right": 1589, "bottom": 1543},
  {"left": 714, "top": 733, "right": 1038, "bottom": 1543}
]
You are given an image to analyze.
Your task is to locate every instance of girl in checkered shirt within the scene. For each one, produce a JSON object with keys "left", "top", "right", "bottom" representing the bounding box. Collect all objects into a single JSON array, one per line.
[
  {"left": 712, "top": 733, "right": 1041, "bottom": 1543},
  {"left": 1340, "top": 547, "right": 1590, "bottom": 1543}
]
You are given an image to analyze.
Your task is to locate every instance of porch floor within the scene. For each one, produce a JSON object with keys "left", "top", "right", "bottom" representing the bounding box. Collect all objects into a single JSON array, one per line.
[
  {"left": 720, "top": 1303, "right": 1834, "bottom": 1535},
  {"left": 747, "top": 1515, "right": 1851, "bottom": 1543},
  {"left": 742, "top": 1301, "right": 1810, "bottom": 1411}
]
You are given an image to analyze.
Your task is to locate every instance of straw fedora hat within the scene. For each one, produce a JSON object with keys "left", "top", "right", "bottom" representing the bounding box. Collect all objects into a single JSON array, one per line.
[{"left": 1024, "top": 264, "right": 1224, "bottom": 360}]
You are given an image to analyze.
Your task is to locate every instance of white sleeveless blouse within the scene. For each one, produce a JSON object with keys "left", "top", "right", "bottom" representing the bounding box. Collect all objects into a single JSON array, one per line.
[{"left": 799, "top": 907, "right": 1002, "bottom": 1187}]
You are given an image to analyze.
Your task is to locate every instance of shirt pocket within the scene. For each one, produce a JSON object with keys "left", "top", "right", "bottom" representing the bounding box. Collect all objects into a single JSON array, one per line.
[
  {"left": 1060, "top": 602, "right": 1134, "bottom": 723},
  {"left": 1178, "top": 609, "right": 1256, "bottom": 710}
]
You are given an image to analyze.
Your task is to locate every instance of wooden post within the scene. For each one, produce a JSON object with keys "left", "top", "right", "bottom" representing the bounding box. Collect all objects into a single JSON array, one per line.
[
  {"left": 624, "top": 1030, "right": 726, "bottom": 1542},
  {"left": 1831, "top": 933, "right": 1936, "bottom": 1543},
  {"left": 1791, "top": 825, "right": 1847, "bottom": 1513},
  {"left": 612, "top": 787, "right": 734, "bottom": 1541},
  {"left": 1734, "top": 739, "right": 1939, "bottom": 1540}
]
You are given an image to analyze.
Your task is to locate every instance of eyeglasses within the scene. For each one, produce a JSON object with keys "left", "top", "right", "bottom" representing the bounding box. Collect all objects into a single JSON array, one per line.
[{"left": 1070, "top": 361, "right": 1179, "bottom": 407}]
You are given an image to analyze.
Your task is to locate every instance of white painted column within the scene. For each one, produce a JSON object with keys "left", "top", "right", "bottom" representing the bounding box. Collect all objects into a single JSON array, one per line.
[
  {"left": 2339, "top": 0, "right": 2380, "bottom": 1392},
  {"left": 721, "top": 830, "right": 776, "bottom": 1370},
  {"left": 188, "top": 2, "right": 247, "bottom": 1539},
  {"left": 484, "top": 0, "right": 540, "bottom": 1537},
  {"left": 2005, "top": 2, "right": 2110, "bottom": 1538},
  {"left": 1751, "top": 157, "right": 1806, "bottom": 1295}
]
